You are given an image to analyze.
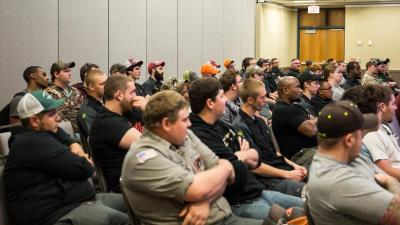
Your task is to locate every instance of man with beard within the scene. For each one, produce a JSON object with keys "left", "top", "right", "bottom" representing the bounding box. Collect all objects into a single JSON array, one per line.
[
  {"left": 272, "top": 77, "right": 318, "bottom": 167},
  {"left": 90, "top": 75, "right": 146, "bottom": 192},
  {"left": 233, "top": 78, "right": 306, "bottom": 197},
  {"left": 143, "top": 60, "right": 165, "bottom": 95},
  {"left": 270, "top": 58, "right": 284, "bottom": 78},
  {"left": 8, "top": 66, "right": 49, "bottom": 124},
  {"left": 124, "top": 58, "right": 146, "bottom": 97},
  {"left": 311, "top": 79, "right": 334, "bottom": 114}
]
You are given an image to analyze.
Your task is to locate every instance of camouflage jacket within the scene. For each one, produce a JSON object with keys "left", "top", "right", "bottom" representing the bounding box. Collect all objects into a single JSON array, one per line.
[{"left": 46, "top": 85, "right": 84, "bottom": 131}]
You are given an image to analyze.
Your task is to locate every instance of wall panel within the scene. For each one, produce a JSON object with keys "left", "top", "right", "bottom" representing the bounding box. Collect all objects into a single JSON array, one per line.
[
  {"left": 177, "top": 0, "right": 202, "bottom": 78},
  {"left": 0, "top": 1, "right": 58, "bottom": 106},
  {"left": 59, "top": 0, "right": 108, "bottom": 84},
  {"left": 109, "top": 0, "right": 147, "bottom": 82},
  {"left": 147, "top": 0, "right": 178, "bottom": 79},
  {"left": 202, "top": 0, "right": 224, "bottom": 67}
]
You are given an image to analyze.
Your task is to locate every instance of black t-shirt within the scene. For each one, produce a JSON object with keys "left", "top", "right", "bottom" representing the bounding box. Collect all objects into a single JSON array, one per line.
[
  {"left": 89, "top": 107, "right": 132, "bottom": 192},
  {"left": 189, "top": 113, "right": 264, "bottom": 204},
  {"left": 297, "top": 93, "right": 318, "bottom": 117},
  {"left": 238, "top": 110, "right": 292, "bottom": 171},
  {"left": 272, "top": 101, "right": 317, "bottom": 159}
]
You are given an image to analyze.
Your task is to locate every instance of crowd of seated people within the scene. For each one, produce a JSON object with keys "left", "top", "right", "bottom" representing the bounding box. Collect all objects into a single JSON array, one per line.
[{"left": 1, "top": 56, "right": 400, "bottom": 225}]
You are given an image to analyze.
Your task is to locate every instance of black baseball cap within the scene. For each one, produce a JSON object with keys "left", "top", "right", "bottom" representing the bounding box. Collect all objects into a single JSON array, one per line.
[{"left": 317, "top": 100, "right": 378, "bottom": 138}]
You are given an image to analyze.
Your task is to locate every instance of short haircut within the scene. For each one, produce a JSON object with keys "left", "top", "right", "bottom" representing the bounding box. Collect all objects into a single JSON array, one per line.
[
  {"left": 240, "top": 78, "right": 264, "bottom": 103},
  {"left": 341, "top": 85, "right": 393, "bottom": 114},
  {"left": 103, "top": 74, "right": 133, "bottom": 101},
  {"left": 323, "top": 65, "right": 337, "bottom": 79},
  {"left": 220, "top": 70, "right": 239, "bottom": 92},
  {"left": 346, "top": 61, "right": 359, "bottom": 73},
  {"left": 84, "top": 69, "right": 106, "bottom": 87},
  {"left": 80, "top": 63, "right": 99, "bottom": 82},
  {"left": 305, "top": 60, "right": 313, "bottom": 66},
  {"left": 241, "top": 57, "right": 254, "bottom": 70},
  {"left": 256, "top": 58, "right": 269, "bottom": 67},
  {"left": 189, "top": 78, "right": 222, "bottom": 114},
  {"left": 310, "top": 64, "right": 323, "bottom": 72},
  {"left": 291, "top": 58, "right": 299, "bottom": 62},
  {"left": 318, "top": 136, "right": 342, "bottom": 149},
  {"left": 271, "top": 58, "right": 278, "bottom": 63},
  {"left": 143, "top": 90, "right": 188, "bottom": 130},
  {"left": 277, "top": 76, "right": 297, "bottom": 93},
  {"left": 327, "top": 58, "right": 335, "bottom": 63},
  {"left": 22, "top": 66, "right": 42, "bottom": 83}
]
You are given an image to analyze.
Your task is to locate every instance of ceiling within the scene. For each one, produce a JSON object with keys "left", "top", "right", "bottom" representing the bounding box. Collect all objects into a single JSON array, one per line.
[{"left": 257, "top": 0, "right": 400, "bottom": 8}]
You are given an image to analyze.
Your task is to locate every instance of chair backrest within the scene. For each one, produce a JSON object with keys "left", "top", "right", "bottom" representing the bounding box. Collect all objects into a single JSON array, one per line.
[
  {"left": 58, "top": 121, "right": 76, "bottom": 138},
  {"left": 0, "top": 132, "right": 11, "bottom": 156},
  {"left": 267, "top": 124, "right": 282, "bottom": 154},
  {"left": 120, "top": 178, "right": 142, "bottom": 225},
  {"left": 0, "top": 164, "right": 10, "bottom": 225}
]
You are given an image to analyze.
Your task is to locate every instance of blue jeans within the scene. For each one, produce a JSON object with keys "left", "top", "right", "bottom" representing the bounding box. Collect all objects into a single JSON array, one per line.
[{"left": 231, "top": 190, "right": 303, "bottom": 220}]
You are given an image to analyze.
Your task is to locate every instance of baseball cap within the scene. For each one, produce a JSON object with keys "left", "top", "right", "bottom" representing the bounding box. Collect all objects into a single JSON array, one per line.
[
  {"left": 317, "top": 100, "right": 378, "bottom": 138},
  {"left": 201, "top": 63, "right": 220, "bottom": 75},
  {"left": 245, "top": 65, "right": 265, "bottom": 78},
  {"left": 124, "top": 59, "right": 143, "bottom": 70},
  {"left": 182, "top": 70, "right": 199, "bottom": 82},
  {"left": 224, "top": 59, "right": 234, "bottom": 68},
  {"left": 50, "top": 60, "right": 75, "bottom": 75},
  {"left": 147, "top": 60, "right": 165, "bottom": 74},
  {"left": 297, "top": 72, "right": 321, "bottom": 88},
  {"left": 17, "top": 90, "right": 64, "bottom": 119}
]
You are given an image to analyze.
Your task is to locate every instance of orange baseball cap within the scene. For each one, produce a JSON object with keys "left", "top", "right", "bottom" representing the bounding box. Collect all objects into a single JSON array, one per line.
[
  {"left": 224, "top": 59, "right": 234, "bottom": 68},
  {"left": 201, "top": 63, "right": 220, "bottom": 75}
]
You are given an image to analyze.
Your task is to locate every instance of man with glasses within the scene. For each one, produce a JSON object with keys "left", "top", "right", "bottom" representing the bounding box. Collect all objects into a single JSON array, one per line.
[
  {"left": 220, "top": 70, "right": 242, "bottom": 125},
  {"left": 46, "top": 60, "right": 84, "bottom": 131},
  {"left": 124, "top": 58, "right": 146, "bottom": 97},
  {"left": 286, "top": 58, "right": 301, "bottom": 78},
  {"left": 311, "top": 79, "right": 334, "bottom": 114},
  {"left": 143, "top": 60, "right": 165, "bottom": 95}
]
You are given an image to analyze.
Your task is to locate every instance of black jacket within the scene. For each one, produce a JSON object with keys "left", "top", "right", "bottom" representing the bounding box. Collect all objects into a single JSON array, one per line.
[
  {"left": 3, "top": 126, "right": 95, "bottom": 225},
  {"left": 77, "top": 95, "right": 104, "bottom": 138},
  {"left": 189, "top": 114, "right": 264, "bottom": 204},
  {"left": 286, "top": 68, "right": 300, "bottom": 77},
  {"left": 311, "top": 95, "right": 334, "bottom": 114}
]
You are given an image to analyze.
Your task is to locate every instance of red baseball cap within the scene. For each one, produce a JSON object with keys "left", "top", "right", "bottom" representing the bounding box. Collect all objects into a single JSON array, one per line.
[{"left": 147, "top": 60, "right": 165, "bottom": 74}]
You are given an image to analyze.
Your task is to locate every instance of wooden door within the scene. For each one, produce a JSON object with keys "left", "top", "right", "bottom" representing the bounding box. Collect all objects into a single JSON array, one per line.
[{"left": 300, "top": 29, "right": 344, "bottom": 64}]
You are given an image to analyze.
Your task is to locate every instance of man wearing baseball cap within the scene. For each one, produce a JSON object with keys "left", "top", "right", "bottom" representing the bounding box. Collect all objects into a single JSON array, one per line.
[
  {"left": 306, "top": 100, "right": 400, "bottom": 225},
  {"left": 143, "top": 60, "right": 165, "bottom": 95},
  {"left": 297, "top": 72, "right": 320, "bottom": 117},
  {"left": 46, "top": 60, "right": 84, "bottom": 131},
  {"left": 124, "top": 58, "right": 146, "bottom": 96},
  {"left": 3, "top": 90, "right": 129, "bottom": 225},
  {"left": 224, "top": 58, "right": 236, "bottom": 72},
  {"left": 200, "top": 63, "right": 220, "bottom": 78}
]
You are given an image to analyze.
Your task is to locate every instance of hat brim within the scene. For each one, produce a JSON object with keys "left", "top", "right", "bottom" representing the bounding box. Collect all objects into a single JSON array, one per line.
[
  {"left": 44, "top": 99, "right": 64, "bottom": 112},
  {"left": 62, "top": 62, "right": 75, "bottom": 70},
  {"left": 156, "top": 61, "right": 165, "bottom": 67},
  {"left": 361, "top": 113, "right": 379, "bottom": 130}
]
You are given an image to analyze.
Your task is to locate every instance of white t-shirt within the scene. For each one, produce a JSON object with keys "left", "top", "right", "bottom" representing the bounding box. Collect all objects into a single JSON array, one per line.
[{"left": 363, "top": 123, "right": 400, "bottom": 168}]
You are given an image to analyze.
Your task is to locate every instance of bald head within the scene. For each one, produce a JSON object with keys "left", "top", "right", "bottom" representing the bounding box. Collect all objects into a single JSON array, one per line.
[{"left": 277, "top": 76, "right": 301, "bottom": 101}]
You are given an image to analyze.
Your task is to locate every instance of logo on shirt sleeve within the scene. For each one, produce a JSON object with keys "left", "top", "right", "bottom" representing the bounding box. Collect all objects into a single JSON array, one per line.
[{"left": 136, "top": 149, "right": 157, "bottom": 164}]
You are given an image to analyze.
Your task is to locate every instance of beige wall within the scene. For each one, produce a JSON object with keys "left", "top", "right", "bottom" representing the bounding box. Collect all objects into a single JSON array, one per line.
[
  {"left": 256, "top": 3, "right": 297, "bottom": 67},
  {"left": 345, "top": 5, "right": 400, "bottom": 69}
]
